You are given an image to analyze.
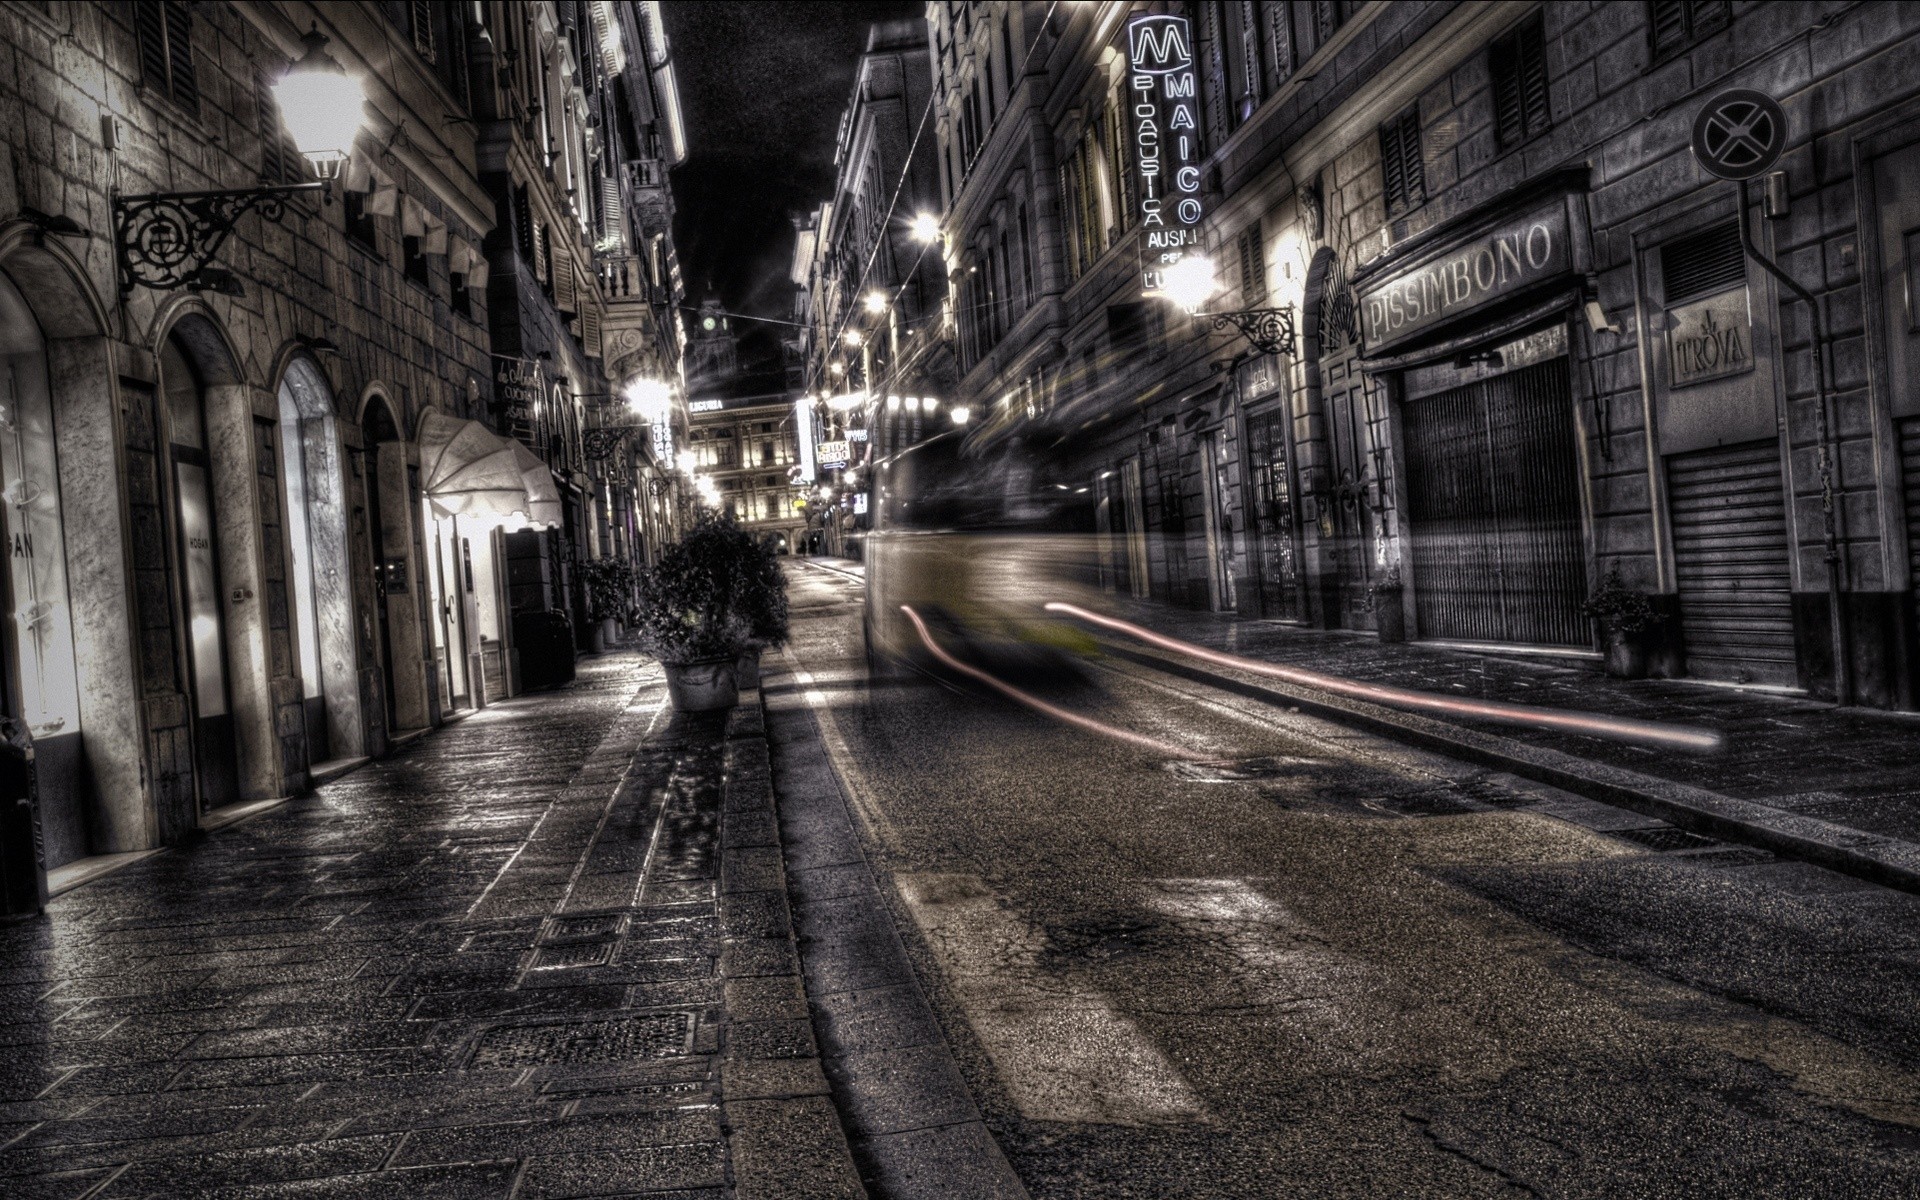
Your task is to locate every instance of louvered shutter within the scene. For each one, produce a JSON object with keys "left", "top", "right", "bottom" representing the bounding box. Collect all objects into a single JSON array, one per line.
[
  {"left": 1660, "top": 222, "right": 1746, "bottom": 303},
  {"left": 133, "top": 2, "right": 170, "bottom": 94},
  {"left": 411, "top": 1, "right": 437, "bottom": 63},
  {"left": 163, "top": 2, "right": 198, "bottom": 114},
  {"left": 533, "top": 221, "right": 549, "bottom": 285},
  {"left": 1380, "top": 120, "right": 1407, "bottom": 215},
  {"left": 1239, "top": 220, "right": 1266, "bottom": 305},
  {"left": 601, "top": 174, "right": 624, "bottom": 250},
  {"left": 256, "top": 68, "right": 285, "bottom": 182},
  {"left": 515, "top": 186, "right": 534, "bottom": 262},
  {"left": 554, "top": 247, "right": 576, "bottom": 313},
  {"left": 582, "top": 306, "right": 603, "bottom": 358}
]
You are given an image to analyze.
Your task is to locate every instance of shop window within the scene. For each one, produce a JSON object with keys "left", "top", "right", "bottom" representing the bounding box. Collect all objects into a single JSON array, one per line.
[
  {"left": 402, "top": 235, "right": 430, "bottom": 288},
  {"left": 132, "top": 0, "right": 199, "bottom": 116},
  {"left": 1379, "top": 106, "right": 1426, "bottom": 218},
  {"left": 1237, "top": 219, "right": 1267, "bottom": 305},
  {"left": 344, "top": 190, "right": 380, "bottom": 255},
  {"left": 1490, "top": 14, "right": 1551, "bottom": 151},
  {"left": 1649, "top": 0, "right": 1730, "bottom": 63}
]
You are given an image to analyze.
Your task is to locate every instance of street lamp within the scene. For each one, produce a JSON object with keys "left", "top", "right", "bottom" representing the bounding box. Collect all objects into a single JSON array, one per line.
[
  {"left": 863, "top": 291, "right": 889, "bottom": 315},
  {"left": 1151, "top": 253, "right": 1300, "bottom": 358},
  {"left": 114, "top": 26, "right": 367, "bottom": 294},
  {"left": 910, "top": 213, "right": 942, "bottom": 243},
  {"left": 623, "top": 376, "right": 675, "bottom": 424},
  {"left": 841, "top": 329, "right": 864, "bottom": 347}
]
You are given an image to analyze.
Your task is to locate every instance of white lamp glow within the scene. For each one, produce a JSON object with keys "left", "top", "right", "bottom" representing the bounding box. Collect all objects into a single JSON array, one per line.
[
  {"left": 1154, "top": 254, "right": 1219, "bottom": 313},
  {"left": 841, "top": 329, "right": 864, "bottom": 347},
  {"left": 623, "top": 376, "right": 674, "bottom": 423},
  {"left": 272, "top": 28, "right": 367, "bottom": 180},
  {"left": 863, "top": 291, "right": 889, "bottom": 315},
  {"left": 910, "top": 212, "right": 942, "bottom": 243},
  {"left": 950, "top": 406, "right": 971, "bottom": 425}
]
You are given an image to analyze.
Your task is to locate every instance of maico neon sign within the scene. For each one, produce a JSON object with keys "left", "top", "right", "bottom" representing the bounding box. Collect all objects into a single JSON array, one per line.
[{"left": 1127, "top": 14, "right": 1203, "bottom": 293}]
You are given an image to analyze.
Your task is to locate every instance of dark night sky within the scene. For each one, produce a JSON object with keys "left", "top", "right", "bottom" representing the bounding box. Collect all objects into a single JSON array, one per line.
[{"left": 662, "top": 1, "right": 921, "bottom": 384}]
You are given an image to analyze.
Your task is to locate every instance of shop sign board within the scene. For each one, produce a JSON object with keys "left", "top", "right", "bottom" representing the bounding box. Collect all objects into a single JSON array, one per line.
[
  {"left": 816, "top": 440, "right": 849, "bottom": 469},
  {"left": 1666, "top": 287, "right": 1753, "bottom": 388},
  {"left": 1126, "top": 14, "right": 1204, "bottom": 293},
  {"left": 688, "top": 398, "right": 724, "bottom": 413},
  {"left": 1357, "top": 201, "right": 1570, "bottom": 353},
  {"left": 493, "top": 355, "right": 542, "bottom": 444},
  {"left": 1236, "top": 353, "right": 1281, "bottom": 399}
]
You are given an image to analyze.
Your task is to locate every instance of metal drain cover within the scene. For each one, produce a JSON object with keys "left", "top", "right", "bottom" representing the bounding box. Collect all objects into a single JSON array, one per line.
[
  {"left": 1167, "top": 756, "right": 1324, "bottom": 783},
  {"left": 470, "top": 1012, "right": 696, "bottom": 1068},
  {"left": 529, "top": 940, "right": 616, "bottom": 970},
  {"left": 543, "top": 913, "right": 628, "bottom": 942},
  {"left": 1614, "top": 826, "right": 1717, "bottom": 852}
]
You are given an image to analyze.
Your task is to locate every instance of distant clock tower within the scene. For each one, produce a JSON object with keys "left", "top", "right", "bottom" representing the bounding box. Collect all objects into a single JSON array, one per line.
[{"left": 684, "top": 297, "right": 739, "bottom": 393}]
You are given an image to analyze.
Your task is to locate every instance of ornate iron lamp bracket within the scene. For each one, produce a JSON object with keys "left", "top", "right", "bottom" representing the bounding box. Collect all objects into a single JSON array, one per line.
[
  {"left": 1209, "top": 306, "right": 1298, "bottom": 358},
  {"left": 584, "top": 425, "right": 651, "bottom": 461},
  {"left": 114, "top": 182, "right": 326, "bottom": 295}
]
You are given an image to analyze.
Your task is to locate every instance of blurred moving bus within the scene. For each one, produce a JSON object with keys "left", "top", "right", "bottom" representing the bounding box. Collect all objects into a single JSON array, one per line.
[{"left": 863, "top": 431, "right": 1100, "bottom": 679}]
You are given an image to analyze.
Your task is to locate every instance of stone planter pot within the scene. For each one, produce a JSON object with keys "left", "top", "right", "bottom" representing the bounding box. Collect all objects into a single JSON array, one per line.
[
  {"left": 663, "top": 658, "right": 739, "bottom": 712},
  {"left": 1603, "top": 625, "right": 1651, "bottom": 680},
  {"left": 1372, "top": 588, "right": 1407, "bottom": 643},
  {"left": 599, "top": 617, "right": 620, "bottom": 650},
  {"left": 734, "top": 648, "right": 761, "bottom": 691}
]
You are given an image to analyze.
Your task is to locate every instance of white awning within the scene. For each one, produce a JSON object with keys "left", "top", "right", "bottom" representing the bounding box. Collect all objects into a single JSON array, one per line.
[
  {"left": 417, "top": 411, "right": 556, "bottom": 529},
  {"left": 507, "top": 438, "right": 566, "bottom": 530}
]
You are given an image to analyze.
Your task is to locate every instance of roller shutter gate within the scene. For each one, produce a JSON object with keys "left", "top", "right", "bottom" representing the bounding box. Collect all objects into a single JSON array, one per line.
[
  {"left": 1666, "top": 441, "right": 1797, "bottom": 686},
  {"left": 1904, "top": 417, "right": 1920, "bottom": 590},
  {"left": 1403, "top": 357, "right": 1588, "bottom": 646}
]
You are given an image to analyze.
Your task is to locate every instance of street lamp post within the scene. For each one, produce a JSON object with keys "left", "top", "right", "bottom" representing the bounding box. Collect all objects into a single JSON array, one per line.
[{"left": 113, "top": 27, "right": 366, "bottom": 296}]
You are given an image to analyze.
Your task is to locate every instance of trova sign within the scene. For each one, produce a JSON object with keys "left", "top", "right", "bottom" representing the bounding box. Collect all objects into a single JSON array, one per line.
[
  {"left": 1358, "top": 201, "right": 1571, "bottom": 352},
  {"left": 1127, "top": 14, "right": 1203, "bottom": 293}
]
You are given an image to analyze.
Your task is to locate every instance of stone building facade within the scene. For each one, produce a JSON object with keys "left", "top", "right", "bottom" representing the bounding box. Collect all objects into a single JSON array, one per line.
[
  {"left": 0, "top": 0, "right": 686, "bottom": 876},
  {"left": 934, "top": 0, "right": 1920, "bottom": 711}
]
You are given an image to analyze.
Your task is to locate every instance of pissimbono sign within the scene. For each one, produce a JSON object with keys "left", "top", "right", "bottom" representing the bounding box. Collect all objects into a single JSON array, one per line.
[
  {"left": 1126, "top": 14, "right": 1203, "bottom": 293},
  {"left": 1357, "top": 201, "right": 1571, "bottom": 353}
]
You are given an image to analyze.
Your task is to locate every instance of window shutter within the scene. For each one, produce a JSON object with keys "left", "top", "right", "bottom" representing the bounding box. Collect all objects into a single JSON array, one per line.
[
  {"left": 554, "top": 248, "right": 576, "bottom": 313},
  {"left": 1239, "top": 220, "right": 1266, "bottom": 305},
  {"left": 411, "top": 1, "right": 438, "bottom": 63},
  {"left": 601, "top": 173, "right": 624, "bottom": 249},
  {"left": 514, "top": 186, "right": 534, "bottom": 263},
  {"left": 533, "top": 221, "right": 549, "bottom": 284},
  {"left": 163, "top": 2, "right": 198, "bottom": 114},
  {"left": 256, "top": 69, "right": 285, "bottom": 182},
  {"left": 1660, "top": 222, "right": 1746, "bottom": 303},
  {"left": 1492, "top": 15, "right": 1551, "bottom": 150},
  {"left": 1381, "top": 108, "right": 1425, "bottom": 216},
  {"left": 133, "top": 2, "right": 170, "bottom": 94},
  {"left": 582, "top": 306, "right": 603, "bottom": 358}
]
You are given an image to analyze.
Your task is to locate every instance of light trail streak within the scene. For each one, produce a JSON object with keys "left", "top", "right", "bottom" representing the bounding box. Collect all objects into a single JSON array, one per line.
[
  {"left": 899, "top": 605, "right": 1201, "bottom": 760},
  {"left": 1043, "top": 602, "right": 1723, "bottom": 754}
]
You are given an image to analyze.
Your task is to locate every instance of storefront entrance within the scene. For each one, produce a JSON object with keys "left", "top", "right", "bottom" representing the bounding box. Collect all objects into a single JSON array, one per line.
[
  {"left": 1666, "top": 441, "right": 1797, "bottom": 686},
  {"left": 1244, "top": 405, "right": 1303, "bottom": 622},
  {"left": 1402, "top": 356, "right": 1587, "bottom": 645},
  {"left": 159, "top": 339, "right": 240, "bottom": 814}
]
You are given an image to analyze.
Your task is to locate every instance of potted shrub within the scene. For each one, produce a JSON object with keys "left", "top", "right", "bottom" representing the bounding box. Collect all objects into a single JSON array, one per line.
[
  {"left": 581, "top": 557, "right": 636, "bottom": 653},
  {"left": 634, "top": 515, "right": 787, "bottom": 710},
  {"left": 732, "top": 534, "right": 789, "bottom": 690},
  {"left": 1583, "top": 566, "right": 1663, "bottom": 680}
]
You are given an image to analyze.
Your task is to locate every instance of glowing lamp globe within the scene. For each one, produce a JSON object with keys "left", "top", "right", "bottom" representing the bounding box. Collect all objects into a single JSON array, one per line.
[
  {"left": 273, "top": 29, "right": 366, "bottom": 180},
  {"left": 1155, "top": 255, "right": 1219, "bottom": 313},
  {"left": 624, "top": 377, "right": 674, "bottom": 424},
  {"left": 863, "top": 291, "right": 889, "bottom": 315},
  {"left": 910, "top": 213, "right": 942, "bottom": 244}
]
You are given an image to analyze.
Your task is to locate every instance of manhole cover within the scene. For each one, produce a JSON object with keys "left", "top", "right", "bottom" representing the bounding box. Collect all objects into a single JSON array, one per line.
[
  {"left": 1167, "top": 756, "right": 1324, "bottom": 783},
  {"left": 470, "top": 1012, "right": 695, "bottom": 1069},
  {"left": 1613, "top": 826, "right": 1717, "bottom": 852},
  {"left": 543, "top": 913, "right": 628, "bottom": 943},
  {"left": 529, "top": 940, "right": 616, "bottom": 970}
]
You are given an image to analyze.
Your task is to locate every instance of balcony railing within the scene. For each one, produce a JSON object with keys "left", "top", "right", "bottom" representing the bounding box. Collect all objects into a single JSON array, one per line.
[{"left": 599, "top": 254, "right": 659, "bottom": 303}]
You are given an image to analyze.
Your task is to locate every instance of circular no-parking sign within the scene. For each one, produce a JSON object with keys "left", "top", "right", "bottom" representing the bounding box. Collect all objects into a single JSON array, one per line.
[{"left": 1692, "top": 89, "right": 1788, "bottom": 181}]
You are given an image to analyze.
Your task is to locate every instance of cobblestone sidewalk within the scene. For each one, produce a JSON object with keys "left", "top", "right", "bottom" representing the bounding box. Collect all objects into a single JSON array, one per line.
[
  {"left": 1144, "top": 607, "right": 1920, "bottom": 846},
  {"left": 0, "top": 655, "right": 857, "bottom": 1200}
]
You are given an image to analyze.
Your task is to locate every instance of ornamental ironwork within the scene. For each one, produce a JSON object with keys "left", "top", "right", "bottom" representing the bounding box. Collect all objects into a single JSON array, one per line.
[
  {"left": 1210, "top": 306, "right": 1298, "bottom": 358},
  {"left": 583, "top": 425, "right": 651, "bottom": 461},
  {"left": 1316, "top": 289, "right": 1361, "bottom": 358},
  {"left": 113, "top": 183, "right": 326, "bottom": 295}
]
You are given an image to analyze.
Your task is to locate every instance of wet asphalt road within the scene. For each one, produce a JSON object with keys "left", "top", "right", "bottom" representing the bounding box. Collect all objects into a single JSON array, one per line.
[{"left": 778, "top": 562, "right": 1920, "bottom": 1199}]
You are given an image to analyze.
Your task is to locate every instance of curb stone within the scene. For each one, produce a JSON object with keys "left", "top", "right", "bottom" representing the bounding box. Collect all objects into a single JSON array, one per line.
[
  {"left": 761, "top": 660, "right": 1031, "bottom": 1200},
  {"left": 1110, "top": 641, "right": 1920, "bottom": 896},
  {"left": 719, "top": 692, "right": 868, "bottom": 1200}
]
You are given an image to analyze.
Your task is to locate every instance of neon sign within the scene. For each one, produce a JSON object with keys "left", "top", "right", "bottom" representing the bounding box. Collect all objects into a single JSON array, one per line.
[{"left": 1127, "top": 14, "right": 1202, "bottom": 294}]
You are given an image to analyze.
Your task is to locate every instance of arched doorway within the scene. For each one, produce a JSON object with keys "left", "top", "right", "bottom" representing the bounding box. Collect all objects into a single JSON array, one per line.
[
  {"left": 0, "top": 267, "right": 86, "bottom": 864},
  {"left": 1300, "top": 248, "right": 1380, "bottom": 628},
  {"left": 360, "top": 394, "right": 432, "bottom": 733},
  {"left": 278, "top": 357, "right": 362, "bottom": 763},
  {"left": 156, "top": 333, "right": 241, "bottom": 814}
]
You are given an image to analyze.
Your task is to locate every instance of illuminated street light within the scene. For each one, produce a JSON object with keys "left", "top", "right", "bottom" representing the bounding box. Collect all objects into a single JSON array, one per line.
[
  {"left": 1154, "top": 254, "right": 1219, "bottom": 313},
  {"left": 828, "top": 361, "right": 847, "bottom": 376},
  {"left": 950, "top": 406, "right": 971, "bottom": 425},
  {"left": 677, "top": 449, "right": 699, "bottom": 474},
  {"left": 910, "top": 212, "right": 942, "bottom": 243},
  {"left": 863, "top": 291, "right": 889, "bottom": 314},
  {"left": 842, "top": 329, "right": 864, "bottom": 347},
  {"left": 827, "top": 391, "right": 866, "bottom": 412},
  {"left": 272, "top": 27, "right": 367, "bottom": 179},
  {"left": 623, "top": 376, "right": 675, "bottom": 424}
]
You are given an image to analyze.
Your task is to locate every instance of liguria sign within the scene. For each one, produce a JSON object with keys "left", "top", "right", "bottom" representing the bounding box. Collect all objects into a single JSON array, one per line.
[
  {"left": 1357, "top": 200, "right": 1572, "bottom": 353},
  {"left": 1126, "top": 14, "right": 1203, "bottom": 293}
]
